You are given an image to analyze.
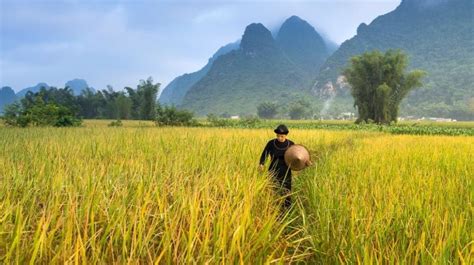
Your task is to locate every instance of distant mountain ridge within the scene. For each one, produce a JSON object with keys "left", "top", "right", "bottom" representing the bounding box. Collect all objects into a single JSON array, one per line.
[
  {"left": 65, "top": 79, "right": 95, "bottom": 95},
  {"left": 159, "top": 41, "right": 240, "bottom": 106},
  {"left": 180, "top": 23, "right": 307, "bottom": 115},
  {"left": 172, "top": 16, "right": 334, "bottom": 115},
  {"left": 1, "top": 79, "right": 94, "bottom": 113},
  {"left": 16, "top": 82, "right": 50, "bottom": 98}
]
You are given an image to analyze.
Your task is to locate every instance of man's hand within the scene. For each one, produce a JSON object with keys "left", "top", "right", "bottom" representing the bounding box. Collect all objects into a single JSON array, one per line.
[{"left": 258, "top": 164, "right": 264, "bottom": 172}]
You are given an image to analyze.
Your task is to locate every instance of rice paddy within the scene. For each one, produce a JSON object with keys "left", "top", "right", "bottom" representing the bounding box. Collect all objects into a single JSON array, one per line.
[{"left": 0, "top": 121, "right": 472, "bottom": 263}]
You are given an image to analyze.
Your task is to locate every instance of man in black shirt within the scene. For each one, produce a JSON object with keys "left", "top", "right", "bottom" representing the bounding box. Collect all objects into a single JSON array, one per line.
[{"left": 259, "top": 124, "right": 294, "bottom": 210}]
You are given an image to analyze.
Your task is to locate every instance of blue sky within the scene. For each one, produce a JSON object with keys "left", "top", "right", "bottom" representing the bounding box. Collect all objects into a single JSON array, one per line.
[{"left": 0, "top": 0, "right": 400, "bottom": 93}]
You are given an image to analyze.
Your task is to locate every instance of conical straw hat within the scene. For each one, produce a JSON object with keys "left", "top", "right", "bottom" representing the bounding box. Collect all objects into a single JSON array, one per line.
[{"left": 284, "top": 144, "right": 311, "bottom": 171}]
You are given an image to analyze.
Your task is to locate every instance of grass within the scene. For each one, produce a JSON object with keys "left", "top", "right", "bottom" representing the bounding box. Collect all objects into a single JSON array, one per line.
[
  {"left": 0, "top": 121, "right": 472, "bottom": 263},
  {"left": 297, "top": 132, "right": 473, "bottom": 263}
]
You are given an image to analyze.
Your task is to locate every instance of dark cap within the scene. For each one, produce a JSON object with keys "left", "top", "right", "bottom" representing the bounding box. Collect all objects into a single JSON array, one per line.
[{"left": 274, "top": 124, "right": 289, "bottom": 134}]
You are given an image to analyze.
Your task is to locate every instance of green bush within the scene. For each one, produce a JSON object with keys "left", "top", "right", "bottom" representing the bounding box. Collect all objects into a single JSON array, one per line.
[
  {"left": 257, "top": 102, "right": 278, "bottom": 119},
  {"left": 2, "top": 102, "right": 81, "bottom": 127},
  {"left": 155, "top": 105, "right": 197, "bottom": 126}
]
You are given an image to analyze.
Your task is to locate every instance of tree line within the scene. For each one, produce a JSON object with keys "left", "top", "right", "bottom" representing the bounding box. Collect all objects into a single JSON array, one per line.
[
  {"left": 2, "top": 50, "right": 432, "bottom": 126},
  {"left": 76, "top": 77, "right": 159, "bottom": 120},
  {"left": 254, "top": 50, "right": 427, "bottom": 124},
  {"left": 2, "top": 77, "right": 193, "bottom": 127}
]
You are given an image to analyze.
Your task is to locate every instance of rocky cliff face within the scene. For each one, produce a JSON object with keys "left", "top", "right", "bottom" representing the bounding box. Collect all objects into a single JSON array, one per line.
[{"left": 315, "top": 0, "right": 473, "bottom": 119}]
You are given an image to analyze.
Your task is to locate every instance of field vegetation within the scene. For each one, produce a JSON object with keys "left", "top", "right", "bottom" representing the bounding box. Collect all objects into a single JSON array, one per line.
[{"left": 0, "top": 120, "right": 472, "bottom": 263}]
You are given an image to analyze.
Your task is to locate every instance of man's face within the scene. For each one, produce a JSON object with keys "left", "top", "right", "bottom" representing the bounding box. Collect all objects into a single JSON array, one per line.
[{"left": 276, "top": 134, "right": 287, "bottom": 142}]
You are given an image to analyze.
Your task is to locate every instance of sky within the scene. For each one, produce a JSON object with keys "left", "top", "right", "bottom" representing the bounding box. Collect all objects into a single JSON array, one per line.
[{"left": 0, "top": 0, "right": 400, "bottom": 93}]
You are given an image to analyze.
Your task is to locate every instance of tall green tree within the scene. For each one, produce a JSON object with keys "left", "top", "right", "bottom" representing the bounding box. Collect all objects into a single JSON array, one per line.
[
  {"left": 124, "top": 86, "right": 141, "bottom": 119},
  {"left": 100, "top": 86, "right": 122, "bottom": 119},
  {"left": 77, "top": 87, "right": 104, "bottom": 118},
  {"left": 344, "top": 50, "right": 425, "bottom": 124},
  {"left": 288, "top": 99, "right": 311, "bottom": 120},
  {"left": 137, "top": 77, "right": 160, "bottom": 120},
  {"left": 115, "top": 93, "right": 132, "bottom": 120},
  {"left": 257, "top": 102, "right": 278, "bottom": 119}
]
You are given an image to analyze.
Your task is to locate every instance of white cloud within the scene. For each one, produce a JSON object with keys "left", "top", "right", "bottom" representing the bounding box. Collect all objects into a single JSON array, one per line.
[
  {"left": 0, "top": 0, "right": 401, "bottom": 91},
  {"left": 193, "top": 7, "right": 234, "bottom": 24}
]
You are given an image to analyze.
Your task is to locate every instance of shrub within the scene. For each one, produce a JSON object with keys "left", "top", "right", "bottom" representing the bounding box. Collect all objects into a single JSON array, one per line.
[
  {"left": 257, "top": 102, "right": 278, "bottom": 119},
  {"left": 155, "top": 105, "right": 197, "bottom": 126},
  {"left": 3, "top": 102, "right": 82, "bottom": 127}
]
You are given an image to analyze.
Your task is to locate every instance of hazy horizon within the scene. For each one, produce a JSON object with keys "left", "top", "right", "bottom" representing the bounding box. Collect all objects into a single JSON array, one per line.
[{"left": 1, "top": 0, "right": 400, "bottom": 93}]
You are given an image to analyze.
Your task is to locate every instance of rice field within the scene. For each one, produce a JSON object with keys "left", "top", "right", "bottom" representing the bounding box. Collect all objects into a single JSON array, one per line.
[{"left": 0, "top": 121, "right": 472, "bottom": 263}]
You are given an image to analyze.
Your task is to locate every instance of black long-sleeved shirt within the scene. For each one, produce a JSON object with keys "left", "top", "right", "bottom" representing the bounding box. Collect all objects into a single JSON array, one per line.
[{"left": 259, "top": 139, "right": 295, "bottom": 169}]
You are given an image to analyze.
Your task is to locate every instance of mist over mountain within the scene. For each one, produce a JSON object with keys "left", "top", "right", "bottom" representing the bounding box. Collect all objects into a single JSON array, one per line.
[
  {"left": 276, "top": 16, "right": 330, "bottom": 78},
  {"left": 13, "top": 79, "right": 92, "bottom": 99},
  {"left": 179, "top": 19, "right": 333, "bottom": 116},
  {"left": 16, "top": 83, "right": 50, "bottom": 98},
  {"left": 159, "top": 41, "right": 240, "bottom": 106},
  {"left": 168, "top": 16, "right": 333, "bottom": 116},
  {"left": 315, "top": 0, "right": 473, "bottom": 119}
]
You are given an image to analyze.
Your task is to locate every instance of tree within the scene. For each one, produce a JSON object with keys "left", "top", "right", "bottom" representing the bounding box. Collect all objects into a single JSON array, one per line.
[
  {"left": 344, "top": 50, "right": 425, "bottom": 124},
  {"left": 156, "top": 104, "right": 196, "bottom": 126},
  {"left": 100, "top": 86, "right": 122, "bottom": 119},
  {"left": 3, "top": 89, "right": 82, "bottom": 127},
  {"left": 289, "top": 105, "right": 305, "bottom": 120},
  {"left": 115, "top": 93, "right": 132, "bottom": 120},
  {"left": 27, "top": 103, "right": 80, "bottom": 127},
  {"left": 125, "top": 86, "right": 141, "bottom": 119},
  {"left": 138, "top": 77, "right": 160, "bottom": 120},
  {"left": 77, "top": 87, "right": 103, "bottom": 118},
  {"left": 3, "top": 102, "right": 25, "bottom": 127},
  {"left": 257, "top": 102, "right": 278, "bottom": 119},
  {"left": 288, "top": 99, "right": 311, "bottom": 120}
]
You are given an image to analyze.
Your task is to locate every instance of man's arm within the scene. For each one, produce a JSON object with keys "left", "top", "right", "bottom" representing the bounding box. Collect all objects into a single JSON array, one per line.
[{"left": 259, "top": 141, "right": 271, "bottom": 165}]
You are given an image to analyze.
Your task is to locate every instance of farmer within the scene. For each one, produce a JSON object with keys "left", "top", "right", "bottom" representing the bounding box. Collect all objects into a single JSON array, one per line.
[{"left": 259, "top": 124, "right": 294, "bottom": 210}]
